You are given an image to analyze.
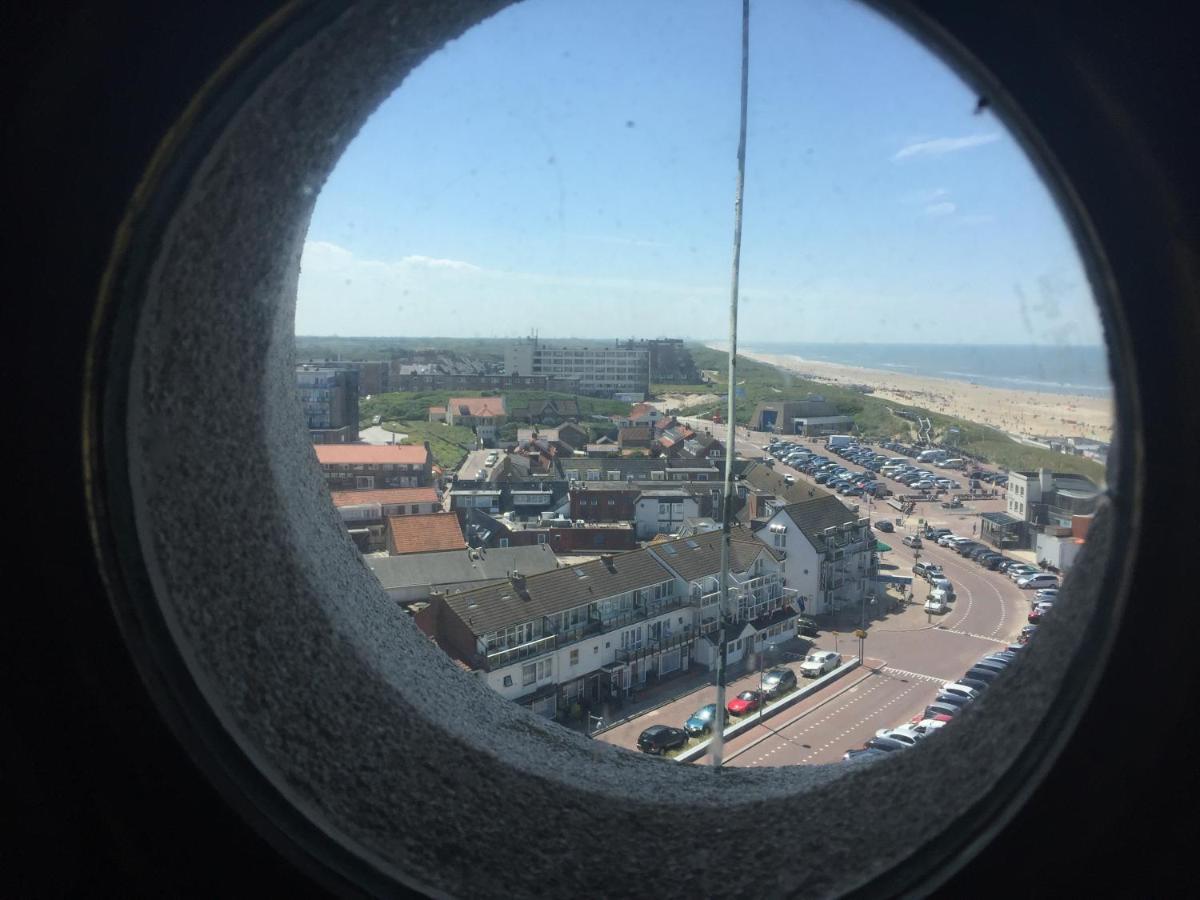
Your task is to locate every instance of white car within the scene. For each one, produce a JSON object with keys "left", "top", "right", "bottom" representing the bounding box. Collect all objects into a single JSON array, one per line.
[
  {"left": 935, "top": 534, "right": 958, "bottom": 547},
  {"left": 799, "top": 650, "right": 842, "bottom": 678},
  {"left": 912, "top": 718, "right": 948, "bottom": 735},
  {"left": 941, "top": 682, "right": 980, "bottom": 701},
  {"left": 874, "top": 725, "right": 925, "bottom": 746},
  {"left": 924, "top": 596, "right": 950, "bottom": 615},
  {"left": 1018, "top": 573, "right": 1059, "bottom": 590},
  {"left": 1034, "top": 588, "right": 1060, "bottom": 602}
]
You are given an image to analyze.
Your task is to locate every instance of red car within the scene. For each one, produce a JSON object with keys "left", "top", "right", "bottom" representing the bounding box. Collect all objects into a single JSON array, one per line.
[{"left": 727, "top": 690, "right": 763, "bottom": 717}]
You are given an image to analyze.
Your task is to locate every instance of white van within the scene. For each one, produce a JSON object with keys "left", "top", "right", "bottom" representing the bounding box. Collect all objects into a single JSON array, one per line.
[
  {"left": 938, "top": 458, "right": 965, "bottom": 469},
  {"left": 917, "top": 449, "right": 946, "bottom": 463}
]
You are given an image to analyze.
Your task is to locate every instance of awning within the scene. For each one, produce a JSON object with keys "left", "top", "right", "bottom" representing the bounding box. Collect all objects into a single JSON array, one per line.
[{"left": 874, "top": 540, "right": 893, "bottom": 553}]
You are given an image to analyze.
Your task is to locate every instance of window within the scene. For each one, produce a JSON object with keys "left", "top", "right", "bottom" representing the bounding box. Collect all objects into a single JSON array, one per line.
[
  {"left": 538, "top": 534, "right": 547, "bottom": 544},
  {"left": 503, "top": 675, "right": 513, "bottom": 687},
  {"left": 570, "top": 649, "right": 579, "bottom": 666},
  {"left": 499, "top": 538, "right": 509, "bottom": 548},
  {"left": 411, "top": 504, "right": 419, "bottom": 514},
  {"left": 521, "top": 663, "right": 536, "bottom": 687}
]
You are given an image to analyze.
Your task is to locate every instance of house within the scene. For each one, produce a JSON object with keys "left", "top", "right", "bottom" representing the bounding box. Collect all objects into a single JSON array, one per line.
[
  {"left": 677, "top": 433, "right": 724, "bottom": 462},
  {"left": 419, "top": 528, "right": 793, "bottom": 719},
  {"left": 508, "top": 396, "right": 581, "bottom": 425},
  {"left": 367, "top": 544, "right": 561, "bottom": 604},
  {"left": 614, "top": 402, "right": 662, "bottom": 428},
  {"left": 296, "top": 365, "right": 360, "bottom": 444},
  {"left": 557, "top": 456, "right": 720, "bottom": 484},
  {"left": 313, "top": 442, "right": 433, "bottom": 490},
  {"left": 445, "top": 396, "right": 507, "bottom": 443},
  {"left": 618, "top": 426, "right": 653, "bottom": 449},
  {"left": 386, "top": 511, "right": 467, "bottom": 556},
  {"left": 515, "top": 421, "right": 588, "bottom": 453},
  {"left": 427, "top": 405, "right": 446, "bottom": 422},
  {"left": 986, "top": 468, "right": 1102, "bottom": 551},
  {"left": 736, "top": 461, "right": 833, "bottom": 527},
  {"left": 569, "top": 482, "right": 640, "bottom": 523},
  {"left": 757, "top": 495, "right": 875, "bottom": 616},
  {"left": 329, "top": 486, "right": 442, "bottom": 552}
]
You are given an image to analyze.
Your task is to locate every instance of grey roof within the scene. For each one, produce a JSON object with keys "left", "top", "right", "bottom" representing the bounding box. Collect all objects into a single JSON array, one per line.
[
  {"left": 778, "top": 495, "right": 861, "bottom": 546},
  {"left": 444, "top": 549, "right": 676, "bottom": 636},
  {"left": 367, "top": 545, "right": 561, "bottom": 591},
  {"left": 648, "top": 527, "right": 782, "bottom": 583},
  {"left": 742, "top": 462, "right": 833, "bottom": 505}
]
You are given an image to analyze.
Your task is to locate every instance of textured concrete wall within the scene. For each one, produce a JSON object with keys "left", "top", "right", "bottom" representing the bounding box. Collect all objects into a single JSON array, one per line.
[{"left": 112, "top": 1, "right": 1126, "bottom": 896}]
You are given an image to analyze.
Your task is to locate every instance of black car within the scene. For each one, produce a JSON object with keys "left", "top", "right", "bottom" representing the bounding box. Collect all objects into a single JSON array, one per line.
[
  {"left": 874, "top": 520, "right": 895, "bottom": 533},
  {"left": 963, "top": 666, "right": 1000, "bottom": 684},
  {"left": 637, "top": 725, "right": 689, "bottom": 754},
  {"left": 924, "top": 702, "right": 961, "bottom": 720},
  {"left": 797, "top": 616, "right": 819, "bottom": 637},
  {"left": 761, "top": 667, "right": 798, "bottom": 699},
  {"left": 843, "top": 747, "right": 890, "bottom": 763},
  {"left": 934, "top": 692, "right": 971, "bottom": 709}
]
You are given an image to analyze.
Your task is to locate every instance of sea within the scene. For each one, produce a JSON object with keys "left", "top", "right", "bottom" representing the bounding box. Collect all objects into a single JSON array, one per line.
[{"left": 740, "top": 342, "right": 1112, "bottom": 398}]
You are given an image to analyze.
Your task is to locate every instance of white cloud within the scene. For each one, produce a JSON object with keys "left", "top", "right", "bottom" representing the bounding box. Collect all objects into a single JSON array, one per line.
[
  {"left": 892, "top": 133, "right": 1000, "bottom": 161},
  {"left": 900, "top": 187, "right": 949, "bottom": 205},
  {"left": 923, "top": 201, "right": 957, "bottom": 217}
]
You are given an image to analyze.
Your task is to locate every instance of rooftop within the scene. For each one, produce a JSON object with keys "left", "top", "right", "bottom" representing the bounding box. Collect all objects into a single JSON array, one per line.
[
  {"left": 329, "top": 487, "right": 439, "bottom": 507},
  {"left": 314, "top": 443, "right": 430, "bottom": 466},
  {"left": 367, "top": 544, "right": 561, "bottom": 592},
  {"left": 448, "top": 396, "right": 507, "bottom": 417},
  {"left": 777, "top": 494, "right": 862, "bottom": 545},
  {"left": 387, "top": 512, "right": 467, "bottom": 555}
]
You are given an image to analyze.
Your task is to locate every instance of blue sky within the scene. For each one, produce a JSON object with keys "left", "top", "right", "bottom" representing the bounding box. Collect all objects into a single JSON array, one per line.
[{"left": 296, "top": 0, "right": 1102, "bottom": 346}]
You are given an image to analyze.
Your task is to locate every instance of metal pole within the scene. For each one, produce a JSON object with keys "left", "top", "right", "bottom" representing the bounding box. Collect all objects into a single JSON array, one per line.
[{"left": 711, "top": 0, "right": 751, "bottom": 772}]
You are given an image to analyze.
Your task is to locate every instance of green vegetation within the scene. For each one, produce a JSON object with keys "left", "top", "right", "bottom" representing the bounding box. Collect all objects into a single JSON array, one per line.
[
  {"left": 687, "top": 344, "right": 1105, "bottom": 483},
  {"left": 296, "top": 335, "right": 507, "bottom": 362},
  {"left": 378, "top": 420, "right": 477, "bottom": 470},
  {"left": 362, "top": 389, "right": 630, "bottom": 425}
]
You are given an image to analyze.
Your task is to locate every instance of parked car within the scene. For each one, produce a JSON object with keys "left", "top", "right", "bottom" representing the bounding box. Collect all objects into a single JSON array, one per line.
[
  {"left": 941, "top": 682, "right": 981, "bottom": 701},
  {"left": 933, "top": 692, "right": 972, "bottom": 709},
  {"left": 761, "top": 668, "right": 798, "bottom": 699},
  {"left": 913, "top": 561, "right": 940, "bottom": 579},
  {"left": 800, "top": 650, "right": 842, "bottom": 678},
  {"left": 1034, "top": 588, "right": 1060, "bottom": 602},
  {"left": 911, "top": 718, "right": 950, "bottom": 735},
  {"left": 924, "top": 702, "right": 962, "bottom": 719},
  {"left": 874, "top": 520, "right": 895, "bottom": 533},
  {"left": 874, "top": 726, "right": 924, "bottom": 746},
  {"left": 684, "top": 704, "right": 718, "bottom": 737},
  {"left": 637, "top": 725, "right": 688, "bottom": 754},
  {"left": 726, "top": 690, "right": 764, "bottom": 717},
  {"left": 1008, "top": 565, "right": 1040, "bottom": 581},
  {"left": 963, "top": 667, "right": 1000, "bottom": 684},
  {"left": 1028, "top": 603, "right": 1053, "bottom": 623},
  {"left": 797, "top": 615, "right": 819, "bottom": 637},
  {"left": 1018, "top": 573, "right": 1059, "bottom": 590},
  {"left": 843, "top": 747, "right": 890, "bottom": 763},
  {"left": 910, "top": 711, "right": 954, "bottom": 727},
  {"left": 864, "top": 735, "right": 911, "bottom": 753},
  {"left": 924, "top": 594, "right": 950, "bottom": 615},
  {"left": 902, "top": 535, "right": 923, "bottom": 548},
  {"left": 956, "top": 677, "right": 991, "bottom": 693},
  {"left": 972, "top": 658, "right": 1009, "bottom": 674}
]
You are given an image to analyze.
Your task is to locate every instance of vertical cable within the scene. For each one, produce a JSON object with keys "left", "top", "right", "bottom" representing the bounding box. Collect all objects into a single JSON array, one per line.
[{"left": 711, "top": 0, "right": 751, "bottom": 770}]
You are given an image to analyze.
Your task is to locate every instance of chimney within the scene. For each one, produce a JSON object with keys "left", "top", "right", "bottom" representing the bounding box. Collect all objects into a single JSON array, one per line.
[
  {"left": 1038, "top": 468, "right": 1053, "bottom": 493},
  {"left": 510, "top": 570, "right": 528, "bottom": 596},
  {"left": 600, "top": 553, "right": 616, "bottom": 572}
]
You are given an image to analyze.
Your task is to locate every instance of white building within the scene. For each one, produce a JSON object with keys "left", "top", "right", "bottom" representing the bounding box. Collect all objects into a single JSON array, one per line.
[
  {"left": 505, "top": 337, "right": 650, "bottom": 397},
  {"left": 633, "top": 487, "right": 699, "bottom": 539},
  {"left": 757, "top": 495, "right": 876, "bottom": 617},
  {"left": 423, "top": 528, "right": 792, "bottom": 719}
]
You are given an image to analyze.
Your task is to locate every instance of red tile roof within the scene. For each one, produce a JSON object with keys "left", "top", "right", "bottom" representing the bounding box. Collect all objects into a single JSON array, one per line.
[
  {"left": 387, "top": 513, "right": 466, "bottom": 555},
  {"left": 314, "top": 444, "right": 429, "bottom": 465},
  {"left": 448, "top": 396, "right": 507, "bottom": 417},
  {"left": 429, "top": 406, "right": 447, "bottom": 415},
  {"left": 329, "top": 487, "right": 439, "bottom": 507},
  {"left": 629, "top": 403, "right": 656, "bottom": 418}
]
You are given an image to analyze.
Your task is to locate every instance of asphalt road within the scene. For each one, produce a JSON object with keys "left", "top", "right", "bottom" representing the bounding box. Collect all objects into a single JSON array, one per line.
[{"left": 723, "top": 428, "right": 1031, "bottom": 764}]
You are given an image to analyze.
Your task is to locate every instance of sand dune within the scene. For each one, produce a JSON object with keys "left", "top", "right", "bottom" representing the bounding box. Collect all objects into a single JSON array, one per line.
[{"left": 733, "top": 348, "right": 1114, "bottom": 443}]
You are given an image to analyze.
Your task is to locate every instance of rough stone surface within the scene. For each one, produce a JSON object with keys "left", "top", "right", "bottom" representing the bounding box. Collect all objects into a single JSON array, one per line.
[{"left": 116, "top": 2, "right": 1128, "bottom": 896}]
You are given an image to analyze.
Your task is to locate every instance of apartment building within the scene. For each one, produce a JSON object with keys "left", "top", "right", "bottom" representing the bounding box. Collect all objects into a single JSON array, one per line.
[
  {"left": 313, "top": 443, "right": 433, "bottom": 490},
  {"left": 296, "top": 365, "right": 359, "bottom": 443},
  {"left": 505, "top": 337, "right": 650, "bottom": 397},
  {"left": 419, "top": 528, "right": 792, "bottom": 719},
  {"left": 757, "top": 495, "right": 875, "bottom": 616}
]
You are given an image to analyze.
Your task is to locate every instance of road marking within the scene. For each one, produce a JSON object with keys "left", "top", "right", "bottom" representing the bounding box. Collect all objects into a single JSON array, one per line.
[
  {"left": 938, "top": 627, "right": 1006, "bottom": 644},
  {"left": 881, "top": 666, "right": 945, "bottom": 684}
]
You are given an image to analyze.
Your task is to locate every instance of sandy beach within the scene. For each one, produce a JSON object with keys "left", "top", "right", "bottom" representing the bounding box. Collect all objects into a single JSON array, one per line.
[{"left": 718, "top": 346, "right": 1114, "bottom": 443}]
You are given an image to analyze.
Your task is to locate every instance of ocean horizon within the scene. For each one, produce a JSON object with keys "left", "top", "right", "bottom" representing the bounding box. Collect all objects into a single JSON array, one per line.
[{"left": 730, "top": 341, "right": 1112, "bottom": 398}]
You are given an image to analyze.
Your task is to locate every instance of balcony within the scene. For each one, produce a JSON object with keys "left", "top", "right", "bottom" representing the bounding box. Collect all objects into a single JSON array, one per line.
[
  {"left": 614, "top": 626, "right": 695, "bottom": 663},
  {"left": 599, "top": 595, "right": 687, "bottom": 632},
  {"left": 485, "top": 633, "right": 557, "bottom": 670}
]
